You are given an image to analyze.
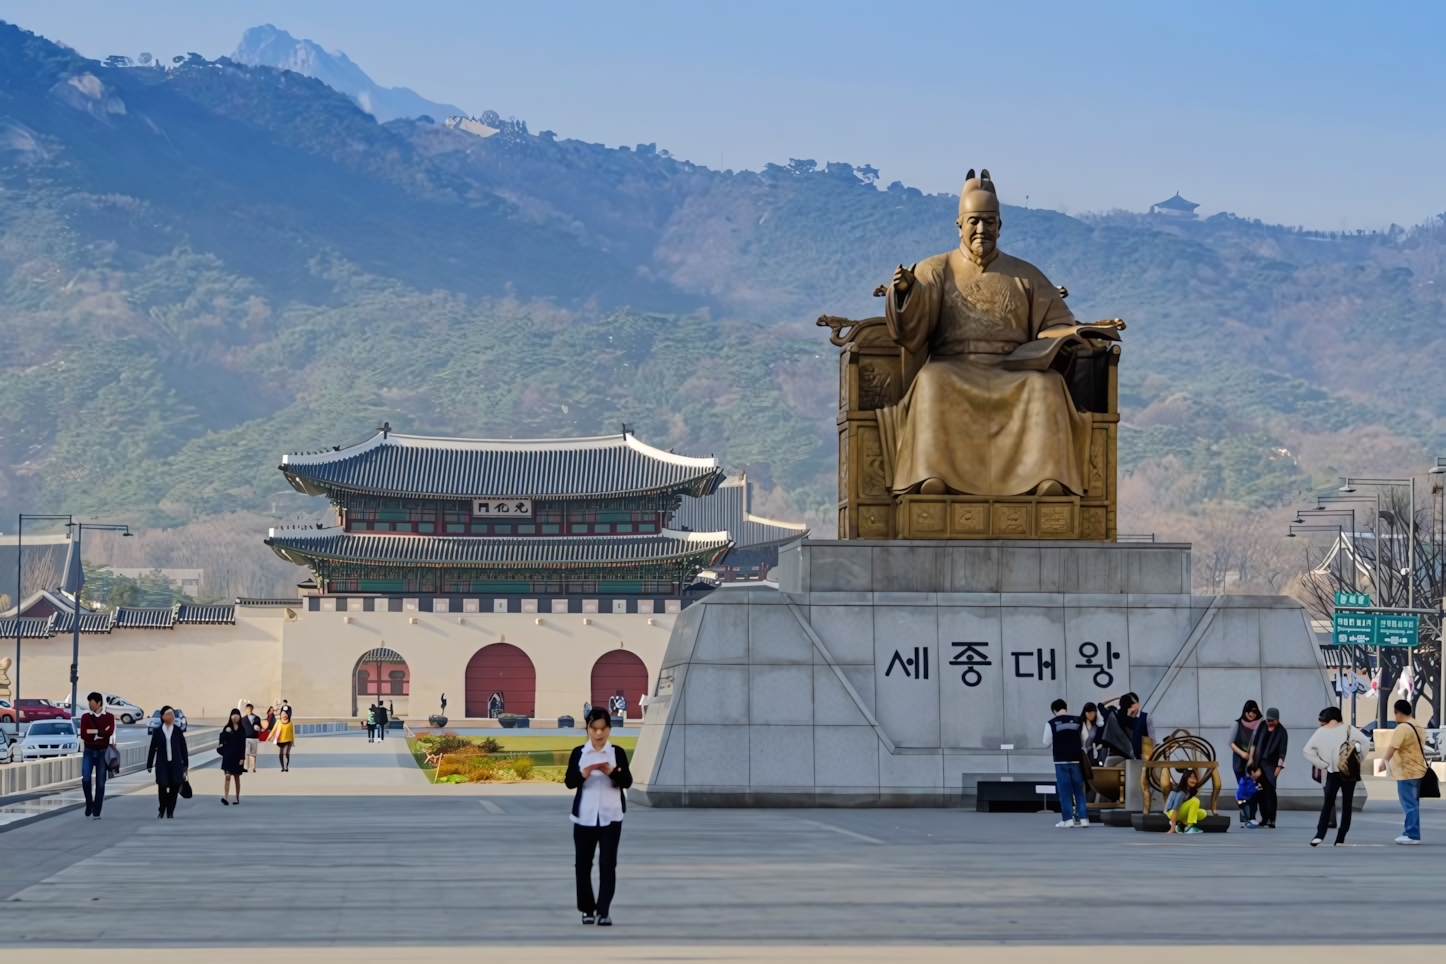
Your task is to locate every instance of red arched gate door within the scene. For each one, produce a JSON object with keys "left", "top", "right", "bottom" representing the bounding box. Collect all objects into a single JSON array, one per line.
[
  {"left": 591, "top": 649, "right": 649, "bottom": 721},
  {"left": 465, "top": 643, "right": 536, "bottom": 718},
  {"left": 353, "top": 648, "right": 410, "bottom": 717}
]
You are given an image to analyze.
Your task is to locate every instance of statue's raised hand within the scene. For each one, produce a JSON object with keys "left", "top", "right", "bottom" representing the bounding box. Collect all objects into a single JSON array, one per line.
[{"left": 892, "top": 263, "right": 917, "bottom": 295}]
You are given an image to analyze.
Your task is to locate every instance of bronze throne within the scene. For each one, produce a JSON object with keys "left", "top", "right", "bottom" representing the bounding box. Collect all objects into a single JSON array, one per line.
[{"left": 820, "top": 314, "right": 1120, "bottom": 541}]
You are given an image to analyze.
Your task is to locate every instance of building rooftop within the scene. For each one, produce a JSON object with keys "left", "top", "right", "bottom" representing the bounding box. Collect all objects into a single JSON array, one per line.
[
  {"left": 265, "top": 529, "right": 732, "bottom": 570},
  {"left": 672, "top": 473, "right": 809, "bottom": 549},
  {"left": 1151, "top": 192, "right": 1200, "bottom": 212},
  {"left": 281, "top": 430, "right": 724, "bottom": 501}
]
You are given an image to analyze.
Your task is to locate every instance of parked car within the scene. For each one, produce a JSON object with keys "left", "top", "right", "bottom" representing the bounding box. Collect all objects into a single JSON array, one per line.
[
  {"left": 0, "top": 698, "right": 14, "bottom": 725},
  {"left": 19, "top": 720, "right": 78, "bottom": 760},
  {"left": 14, "top": 698, "right": 71, "bottom": 722},
  {"left": 54, "top": 693, "right": 145, "bottom": 725},
  {"left": 145, "top": 707, "right": 187, "bottom": 734}
]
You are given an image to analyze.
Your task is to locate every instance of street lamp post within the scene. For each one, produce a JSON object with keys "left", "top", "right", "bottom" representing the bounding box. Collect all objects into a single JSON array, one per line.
[
  {"left": 12, "top": 513, "right": 73, "bottom": 703},
  {"left": 1341, "top": 477, "right": 1419, "bottom": 728},
  {"left": 1340, "top": 478, "right": 1416, "bottom": 608},
  {"left": 62, "top": 522, "right": 131, "bottom": 716}
]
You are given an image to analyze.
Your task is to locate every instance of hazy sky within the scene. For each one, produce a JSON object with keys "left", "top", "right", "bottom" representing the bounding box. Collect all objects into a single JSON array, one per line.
[{"left": 5, "top": 0, "right": 1445, "bottom": 229}]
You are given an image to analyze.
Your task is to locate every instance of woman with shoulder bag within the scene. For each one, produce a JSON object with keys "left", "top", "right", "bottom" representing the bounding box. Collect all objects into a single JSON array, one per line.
[
  {"left": 145, "top": 706, "right": 190, "bottom": 819},
  {"left": 217, "top": 708, "right": 247, "bottom": 805},
  {"left": 1302, "top": 706, "right": 1368, "bottom": 846}
]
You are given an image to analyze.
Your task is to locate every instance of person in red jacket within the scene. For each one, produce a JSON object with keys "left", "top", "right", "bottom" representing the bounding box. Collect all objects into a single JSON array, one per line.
[{"left": 79, "top": 691, "right": 115, "bottom": 819}]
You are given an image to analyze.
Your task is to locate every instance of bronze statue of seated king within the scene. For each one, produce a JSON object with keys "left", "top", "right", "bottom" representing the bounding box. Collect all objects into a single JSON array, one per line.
[{"left": 821, "top": 169, "right": 1123, "bottom": 541}]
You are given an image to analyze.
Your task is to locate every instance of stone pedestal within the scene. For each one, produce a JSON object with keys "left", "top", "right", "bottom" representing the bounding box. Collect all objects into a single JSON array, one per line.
[{"left": 630, "top": 540, "right": 1333, "bottom": 808}]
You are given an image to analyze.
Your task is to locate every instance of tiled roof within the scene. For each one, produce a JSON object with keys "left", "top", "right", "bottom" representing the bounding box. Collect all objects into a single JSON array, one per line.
[
  {"left": 0, "top": 616, "right": 57, "bottom": 639},
  {"left": 280, "top": 431, "right": 723, "bottom": 501},
  {"left": 672, "top": 473, "right": 809, "bottom": 548},
  {"left": 51, "top": 610, "right": 115, "bottom": 634},
  {"left": 176, "top": 605, "right": 236, "bottom": 625},
  {"left": 235, "top": 598, "right": 304, "bottom": 607},
  {"left": 361, "top": 647, "right": 407, "bottom": 663},
  {"left": 266, "top": 529, "right": 732, "bottom": 569},
  {"left": 1152, "top": 192, "right": 1199, "bottom": 211},
  {"left": 112, "top": 607, "right": 176, "bottom": 629}
]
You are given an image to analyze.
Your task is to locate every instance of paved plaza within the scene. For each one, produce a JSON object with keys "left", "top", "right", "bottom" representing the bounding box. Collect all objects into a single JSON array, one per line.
[{"left": 0, "top": 732, "right": 1442, "bottom": 957}]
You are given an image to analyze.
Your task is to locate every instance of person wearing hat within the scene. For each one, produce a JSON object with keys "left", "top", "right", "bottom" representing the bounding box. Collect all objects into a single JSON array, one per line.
[{"left": 1248, "top": 707, "right": 1288, "bottom": 828}]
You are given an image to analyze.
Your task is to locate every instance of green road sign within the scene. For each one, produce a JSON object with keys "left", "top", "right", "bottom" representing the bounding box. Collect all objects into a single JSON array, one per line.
[
  {"left": 1332, "top": 612, "right": 1374, "bottom": 646},
  {"left": 1377, "top": 613, "right": 1419, "bottom": 647},
  {"left": 1330, "top": 611, "right": 1419, "bottom": 647},
  {"left": 1334, "top": 591, "right": 1371, "bottom": 607}
]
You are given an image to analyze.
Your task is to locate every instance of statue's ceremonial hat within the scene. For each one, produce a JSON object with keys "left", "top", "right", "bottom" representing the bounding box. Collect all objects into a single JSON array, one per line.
[{"left": 958, "top": 168, "right": 999, "bottom": 216}]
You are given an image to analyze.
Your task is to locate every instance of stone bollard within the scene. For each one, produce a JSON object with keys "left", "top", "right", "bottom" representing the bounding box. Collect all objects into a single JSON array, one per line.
[{"left": 1124, "top": 759, "right": 1145, "bottom": 811}]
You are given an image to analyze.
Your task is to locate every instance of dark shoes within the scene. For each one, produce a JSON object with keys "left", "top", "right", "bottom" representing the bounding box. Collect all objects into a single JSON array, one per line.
[
  {"left": 581, "top": 914, "right": 596, "bottom": 925},
  {"left": 597, "top": 916, "right": 612, "bottom": 926}
]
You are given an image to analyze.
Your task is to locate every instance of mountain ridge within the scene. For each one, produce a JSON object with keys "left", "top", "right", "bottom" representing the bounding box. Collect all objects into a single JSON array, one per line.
[
  {"left": 1, "top": 18, "right": 1444, "bottom": 589},
  {"left": 231, "top": 23, "right": 464, "bottom": 123}
]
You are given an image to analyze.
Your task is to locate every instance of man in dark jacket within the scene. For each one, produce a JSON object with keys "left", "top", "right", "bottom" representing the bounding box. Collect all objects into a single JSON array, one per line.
[
  {"left": 1248, "top": 706, "right": 1288, "bottom": 828},
  {"left": 146, "top": 706, "right": 190, "bottom": 818},
  {"left": 374, "top": 702, "right": 389, "bottom": 741}
]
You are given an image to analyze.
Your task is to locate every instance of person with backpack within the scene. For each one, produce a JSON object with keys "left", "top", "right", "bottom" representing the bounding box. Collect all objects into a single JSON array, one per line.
[
  {"left": 1381, "top": 699, "right": 1432, "bottom": 844},
  {"left": 1302, "top": 706, "right": 1367, "bottom": 846}
]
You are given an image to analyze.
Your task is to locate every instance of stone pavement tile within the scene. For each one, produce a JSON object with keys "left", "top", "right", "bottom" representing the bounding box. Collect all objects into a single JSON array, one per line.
[
  {"left": 2, "top": 731, "right": 1443, "bottom": 947},
  {"left": 0, "top": 947, "right": 1435, "bottom": 963}
]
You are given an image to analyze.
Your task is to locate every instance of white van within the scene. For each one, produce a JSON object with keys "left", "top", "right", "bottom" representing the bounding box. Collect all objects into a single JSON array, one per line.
[{"left": 54, "top": 692, "right": 146, "bottom": 725}]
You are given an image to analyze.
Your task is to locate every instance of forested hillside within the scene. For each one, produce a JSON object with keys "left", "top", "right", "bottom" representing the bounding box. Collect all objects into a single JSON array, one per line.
[{"left": 2, "top": 20, "right": 1444, "bottom": 596}]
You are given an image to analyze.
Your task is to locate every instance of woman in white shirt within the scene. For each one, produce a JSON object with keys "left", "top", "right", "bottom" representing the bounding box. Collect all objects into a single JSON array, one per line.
[
  {"left": 564, "top": 707, "right": 633, "bottom": 926},
  {"left": 1302, "top": 705, "right": 1368, "bottom": 847}
]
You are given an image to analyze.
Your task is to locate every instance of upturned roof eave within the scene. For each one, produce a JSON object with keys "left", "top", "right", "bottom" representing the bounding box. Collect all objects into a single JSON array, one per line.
[
  {"left": 280, "top": 469, "right": 724, "bottom": 502},
  {"left": 264, "top": 534, "right": 733, "bottom": 570}
]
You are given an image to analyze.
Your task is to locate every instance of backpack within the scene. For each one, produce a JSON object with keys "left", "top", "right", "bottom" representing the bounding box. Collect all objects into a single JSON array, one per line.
[
  {"left": 1235, "top": 775, "right": 1257, "bottom": 801},
  {"left": 1337, "top": 728, "right": 1361, "bottom": 781}
]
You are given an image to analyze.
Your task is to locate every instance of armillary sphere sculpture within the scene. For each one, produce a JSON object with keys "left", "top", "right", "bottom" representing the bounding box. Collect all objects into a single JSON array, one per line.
[{"left": 1146, "top": 728, "right": 1217, "bottom": 795}]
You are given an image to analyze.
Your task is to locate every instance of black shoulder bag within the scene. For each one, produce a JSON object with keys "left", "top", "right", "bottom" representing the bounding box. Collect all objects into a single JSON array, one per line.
[{"left": 1408, "top": 724, "right": 1440, "bottom": 798}]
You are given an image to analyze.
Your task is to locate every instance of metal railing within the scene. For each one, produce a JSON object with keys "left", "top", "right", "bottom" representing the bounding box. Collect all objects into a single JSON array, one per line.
[{"left": 0, "top": 727, "right": 219, "bottom": 797}]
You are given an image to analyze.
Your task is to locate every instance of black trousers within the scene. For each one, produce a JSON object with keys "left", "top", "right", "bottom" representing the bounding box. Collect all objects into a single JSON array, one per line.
[
  {"left": 1316, "top": 772, "right": 1356, "bottom": 842},
  {"left": 1257, "top": 768, "right": 1279, "bottom": 825},
  {"left": 157, "top": 783, "right": 179, "bottom": 816},
  {"left": 574, "top": 821, "right": 622, "bottom": 916}
]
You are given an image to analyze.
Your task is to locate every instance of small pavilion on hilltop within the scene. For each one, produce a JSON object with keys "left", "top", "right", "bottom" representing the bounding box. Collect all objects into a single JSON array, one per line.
[{"left": 1150, "top": 192, "right": 1200, "bottom": 219}]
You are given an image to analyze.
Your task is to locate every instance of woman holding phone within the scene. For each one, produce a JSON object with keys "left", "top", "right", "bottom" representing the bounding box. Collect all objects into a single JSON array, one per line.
[{"left": 564, "top": 707, "right": 633, "bottom": 926}]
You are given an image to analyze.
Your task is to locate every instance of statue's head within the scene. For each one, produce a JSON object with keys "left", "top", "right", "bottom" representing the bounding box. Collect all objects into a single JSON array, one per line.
[{"left": 956, "top": 168, "right": 1001, "bottom": 260}]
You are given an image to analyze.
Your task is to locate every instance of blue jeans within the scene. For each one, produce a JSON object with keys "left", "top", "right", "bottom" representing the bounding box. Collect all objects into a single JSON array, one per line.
[
  {"left": 1397, "top": 778, "right": 1422, "bottom": 840},
  {"left": 1055, "top": 762, "right": 1088, "bottom": 822},
  {"left": 81, "top": 746, "right": 108, "bottom": 815}
]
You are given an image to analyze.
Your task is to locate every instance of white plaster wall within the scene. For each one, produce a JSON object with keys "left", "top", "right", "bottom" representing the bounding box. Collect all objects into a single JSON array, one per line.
[
  {"left": 4, "top": 607, "right": 674, "bottom": 722},
  {"left": 7, "top": 610, "right": 283, "bottom": 719},
  {"left": 277, "top": 608, "right": 674, "bottom": 719}
]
